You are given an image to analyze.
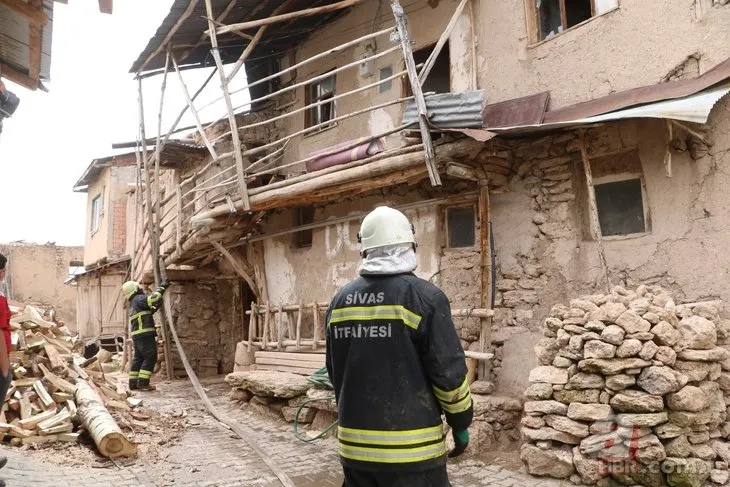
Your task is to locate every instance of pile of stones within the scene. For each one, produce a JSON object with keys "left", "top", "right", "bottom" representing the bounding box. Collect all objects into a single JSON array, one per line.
[{"left": 520, "top": 285, "right": 730, "bottom": 487}]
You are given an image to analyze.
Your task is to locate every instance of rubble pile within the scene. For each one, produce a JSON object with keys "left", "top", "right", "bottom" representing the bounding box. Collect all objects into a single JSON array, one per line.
[
  {"left": 521, "top": 285, "right": 730, "bottom": 486},
  {"left": 3, "top": 304, "right": 137, "bottom": 456}
]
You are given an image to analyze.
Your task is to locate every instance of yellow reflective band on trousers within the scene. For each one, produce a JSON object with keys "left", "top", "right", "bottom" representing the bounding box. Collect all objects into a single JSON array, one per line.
[
  {"left": 433, "top": 378, "right": 472, "bottom": 414},
  {"left": 338, "top": 425, "right": 446, "bottom": 464},
  {"left": 138, "top": 370, "right": 152, "bottom": 379},
  {"left": 130, "top": 310, "right": 154, "bottom": 336},
  {"left": 329, "top": 305, "right": 422, "bottom": 330}
]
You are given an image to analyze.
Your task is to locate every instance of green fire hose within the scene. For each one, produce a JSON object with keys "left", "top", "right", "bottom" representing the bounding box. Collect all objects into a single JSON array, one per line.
[{"left": 294, "top": 367, "right": 339, "bottom": 443}]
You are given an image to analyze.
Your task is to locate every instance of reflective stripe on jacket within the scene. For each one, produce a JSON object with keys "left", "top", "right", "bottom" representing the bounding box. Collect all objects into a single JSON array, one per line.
[
  {"left": 129, "top": 287, "right": 165, "bottom": 338},
  {"left": 325, "top": 273, "right": 473, "bottom": 473}
]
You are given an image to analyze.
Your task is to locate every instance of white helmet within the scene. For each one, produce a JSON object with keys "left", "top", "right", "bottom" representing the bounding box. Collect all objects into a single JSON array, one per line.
[{"left": 358, "top": 206, "right": 416, "bottom": 256}]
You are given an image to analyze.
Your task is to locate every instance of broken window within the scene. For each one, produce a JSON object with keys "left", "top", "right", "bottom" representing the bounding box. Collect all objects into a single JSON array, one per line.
[
  {"left": 531, "top": 0, "right": 617, "bottom": 41},
  {"left": 408, "top": 44, "right": 450, "bottom": 95},
  {"left": 90, "top": 189, "right": 104, "bottom": 234},
  {"left": 294, "top": 206, "right": 315, "bottom": 248},
  {"left": 446, "top": 206, "right": 476, "bottom": 248},
  {"left": 305, "top": 73, "right": 336, "bottom": 129},
  {"left": 594, "top": 178, "right": 647, "bottom": 237}
]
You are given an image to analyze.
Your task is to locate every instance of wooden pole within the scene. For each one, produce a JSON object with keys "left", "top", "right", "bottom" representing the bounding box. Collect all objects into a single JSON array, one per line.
[
  {"left": 152, "top": 52, "right": 176, "bottom": 381},
  {"left": 418, "top": 0, "right": 468, "bottom": 84},
  {"left": 391, "top": 0, "right": 441, "bottom": 186},
  {"left": 137, "top": 0, "right": 199, "bottom": 72},
  {"left": 579, "top": 130, "right": 611, "bottom": 292},
  {"left": 664, "top": 119, "right": 673, "bottom": 178},
  {"left": 171, "top": 54, "right": 218, "bottom": 160},
  {"left": 247, "top": 302, "right": 256, "bottom": 352},
  {"left": 477, "top": 179, "right": 493, "bottom": 380},
  {"left": 204, "top": 0, "right": 251, "bottom": 211},
  {"left": 211, "top": 241, "right": 260, "bottom": 301},
  {"left": 226, "top": 0, "right": 298, "bottom": 83},
  {"left": 212, "top": 0, "right": 366, "bottom": 36},
  {"left": 296, "top": 303, "right": 303, "bottom": 349}
]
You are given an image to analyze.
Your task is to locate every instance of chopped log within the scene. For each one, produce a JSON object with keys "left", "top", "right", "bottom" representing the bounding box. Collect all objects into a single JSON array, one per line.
[
  {"left": 66, "top": 400, "right": 77, "bottom": 418},
  {"left": 44, "top": 344, "right": 67, "bottom": 373},
  {"left": 72, "top": 363, "right": 89, "bottom": 380},
  {"left": 37, "top": 408, "right": 71, "bottom": 430},
  {"left": 33, "top": 381, "right": 54, "bottom": 408},
  {"left": 19, "top": 409, "right": 56, "bottom": 429},
  {"left": 75, "top": 381, "right": 137, "bottom": 458},
  {"left": 7, "top": 398, "right": 19, "bottom": 411},
  {"left": 0, "top": 423, "right": 11, "bottom": 433},
  {"left": 39, "top": 423, "right": 73, "bottom": 436},
  {"left": 12, "top": 378, "right": 38, "bottom": 388},
  {"left": 127, "top": 398, "right": 143, "bottom": 408},
  {"left": 8, "top": 424, "right": 32, "bottom": 438},
  {"left": 107, "top": 400, "right": 131, "bottom": 411},
  {"left": 52, "top": 392, "right": 73, "bottom": 403},
  {"left": 25, "top": 335, "right": 47, "bottom": 350},
  {"left": 39, "top": 364, "right": 76, "bottom": 394},
  {"left": 19, "top": 396, "right": 31, "bottom": 420}
]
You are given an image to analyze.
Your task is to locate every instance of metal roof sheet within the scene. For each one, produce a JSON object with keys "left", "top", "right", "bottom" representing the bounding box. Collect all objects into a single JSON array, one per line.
[{"left": 402, "top": 91, "right": 485, "bottom": 129}]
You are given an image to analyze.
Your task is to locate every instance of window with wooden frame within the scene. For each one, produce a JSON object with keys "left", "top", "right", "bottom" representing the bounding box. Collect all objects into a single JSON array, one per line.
[
  {"left": 586, "top": 149, "right": 649, "bottom": 238},
  {"left": 446, "top": 206, "right": 476, "bottom": 248},
  {"left": 294, "top": 206, "right": 315, "bottom": 248},
  {"left": 90, "top": 188, "right": 104, "bottom": 235},
  {"left": 526, "top": 0, "right": 619, "bottom": 42},
  {"left": 305, "top": 73, "right": 336, "bottom": 130}
]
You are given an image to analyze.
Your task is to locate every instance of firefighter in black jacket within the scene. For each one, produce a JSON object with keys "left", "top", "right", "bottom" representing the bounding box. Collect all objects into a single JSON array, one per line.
[
  {"left": 122, "top": 280, "right": 169, "bottom": 391},
  {"left": 326, "top": 206, "right": 473, "bottom": 487}
]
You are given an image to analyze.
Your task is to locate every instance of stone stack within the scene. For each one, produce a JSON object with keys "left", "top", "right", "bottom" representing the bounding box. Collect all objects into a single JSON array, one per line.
[{"left": 520, "top": 285, "right": 730, "bottom": 486}]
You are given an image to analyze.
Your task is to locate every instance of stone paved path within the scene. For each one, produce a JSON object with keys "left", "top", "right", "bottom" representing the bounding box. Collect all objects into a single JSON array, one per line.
[{"left": 0, "top": 378, "right": 570, "bottom": 487}]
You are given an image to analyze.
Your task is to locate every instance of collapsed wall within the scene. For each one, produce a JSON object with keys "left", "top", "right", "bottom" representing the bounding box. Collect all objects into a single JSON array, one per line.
[{"left": 521, "top": 285, "right": 730, "bottom": 487}]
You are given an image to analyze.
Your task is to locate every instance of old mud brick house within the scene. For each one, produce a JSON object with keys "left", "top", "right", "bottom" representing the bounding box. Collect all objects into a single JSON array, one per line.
[{"left": 125, "top": 0, "right": 730, "bottom": 454}]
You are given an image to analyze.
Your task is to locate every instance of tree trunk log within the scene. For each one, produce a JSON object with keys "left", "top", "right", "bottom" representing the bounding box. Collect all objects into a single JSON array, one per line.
[{"left": 74, "top": 381, "right": 136, "bottom": 458}]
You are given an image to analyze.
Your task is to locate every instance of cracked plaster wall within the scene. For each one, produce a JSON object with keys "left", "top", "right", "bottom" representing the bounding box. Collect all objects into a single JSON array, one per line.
[
  {"left": 491, "top": 98, "right": 730, "bottom": 396},
  {"left": 475, "top": 0, "right": 730, "bottom": 109}
]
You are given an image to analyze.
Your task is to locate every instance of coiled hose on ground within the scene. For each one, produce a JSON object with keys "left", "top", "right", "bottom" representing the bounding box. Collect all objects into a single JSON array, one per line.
[{"left": 294, "top": 367, "right": 338, "bottom": 443}]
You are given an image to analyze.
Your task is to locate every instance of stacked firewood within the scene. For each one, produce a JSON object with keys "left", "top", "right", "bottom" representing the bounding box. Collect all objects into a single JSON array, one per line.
[{"left": 3, "top": 304, "right": 136, "bottom": 457}]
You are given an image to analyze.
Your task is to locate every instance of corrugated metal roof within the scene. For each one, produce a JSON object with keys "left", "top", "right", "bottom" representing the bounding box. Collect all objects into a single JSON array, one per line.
[
  {"left": 402, "top": 91, "right": 485, "bottom": 129},
  {"left": 490, "top": 83, "right": 730, "bottom": 134}
]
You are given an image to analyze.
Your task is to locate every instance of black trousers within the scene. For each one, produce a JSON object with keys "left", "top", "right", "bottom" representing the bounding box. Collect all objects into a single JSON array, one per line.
[
  {"left": 130, "top": 334, "right": 157, "bottom": 383},
  {"left": 342, "top": 466, "right": 451, "bottom": 487}
]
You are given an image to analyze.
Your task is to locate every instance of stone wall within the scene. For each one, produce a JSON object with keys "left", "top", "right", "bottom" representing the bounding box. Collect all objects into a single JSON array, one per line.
[
  {"left": 163, "top": 280, "right": 245, "bottom": 378},
  {"left": 520, "top": 285, "right": 730, "bottom": 486}
]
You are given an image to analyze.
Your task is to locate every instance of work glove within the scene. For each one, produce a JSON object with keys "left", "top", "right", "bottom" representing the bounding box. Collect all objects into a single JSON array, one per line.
[
  {"left": 159, "top": 280, "right": 171, "bottom": 290},
  {"left": 448, "top": 429, "right": 469, "bottom": 458}
]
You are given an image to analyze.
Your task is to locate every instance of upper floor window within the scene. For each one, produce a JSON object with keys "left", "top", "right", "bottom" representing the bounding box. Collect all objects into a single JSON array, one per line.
[
  {"left": 529, "top": 0, "right": 618, "bottom": 42},
  {"left": 306, "top": 74, "right": 336, "bottom": 130},
  {"left": 408, "top": 44, "right": 450, "bottom": 95},
  {"left": 90, "top": 189, "right": 104, "bottom": 235}
]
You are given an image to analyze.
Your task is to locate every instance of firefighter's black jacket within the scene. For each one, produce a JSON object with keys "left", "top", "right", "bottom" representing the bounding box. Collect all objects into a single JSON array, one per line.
[
  {"left": 325, "top": 272, "right": 473, "bottom": 472},
  {"left": 129, "top": 285, "right": 166, "bottom": 340}
]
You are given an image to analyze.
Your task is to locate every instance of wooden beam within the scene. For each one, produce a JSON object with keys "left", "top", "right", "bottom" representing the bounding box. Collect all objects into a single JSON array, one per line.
[
  {"left": 27, "top": 21, "right": 43, "bottom": 81},
  {"left": 418, "top": 0, "right": 468, "bottom": 84},
  {"left": 136, "top": 0, "right": 198, "bottom": 72},
  {"left": 211, "top": 242, "right": 261, "bottom": 301},
  {"left": 205, "top": 0, "right": 251, "bottom": 211},
  {"left": 579, "top": 131, "right": 611, "bottom": 292},
  {"left": 477, "top": 179, "right": 493, "bottom": 380},
  {"left": 226, "top": 0, "right": 298, "bottom": 83},
  {"left": 211, "top": 0, "right": 365, "bottom": 36},
  {"left": 391, "top": 0, "right": 441, "bottom": 187},
  {"left": 0, "top": 64, "right": 40, "bottom": 91},
  {"left": 140, "top": 267, "right": 219, "bottom": 284},
  {"left": 0, "top": 0, "right": 48, "bottom": 24},
  {"left": 170, "top": 54, "right": 218, "bottom": 160}
]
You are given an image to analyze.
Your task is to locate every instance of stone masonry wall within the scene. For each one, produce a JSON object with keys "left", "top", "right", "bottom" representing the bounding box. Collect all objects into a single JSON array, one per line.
[{"left": 520, "top": 285, "right": 730, "bottom": 487}]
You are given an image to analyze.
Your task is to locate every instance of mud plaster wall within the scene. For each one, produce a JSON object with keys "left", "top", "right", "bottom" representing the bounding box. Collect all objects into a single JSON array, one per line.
[
  {"left": 0, "top": 242, "right": 83, "bottom": 325},
  {"left": 167, "top": 280, "right": 244, "bottom": 376},
  {"left": 475, "top": 0, "right": 730, "bottom": 109},
  {"left": 276, "top": 0, "right": 461, "bottom": 173},
  {"left": 489, "top": 97, "right": 730, "bottom": 398}
]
